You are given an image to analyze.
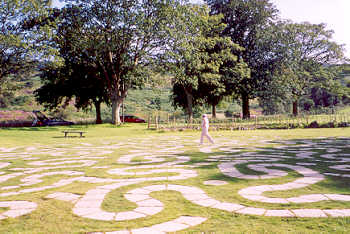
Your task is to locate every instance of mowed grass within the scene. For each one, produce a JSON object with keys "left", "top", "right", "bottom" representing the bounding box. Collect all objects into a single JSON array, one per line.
[{"left": 0, "top": 124, "right": 350, "bottom": 233}]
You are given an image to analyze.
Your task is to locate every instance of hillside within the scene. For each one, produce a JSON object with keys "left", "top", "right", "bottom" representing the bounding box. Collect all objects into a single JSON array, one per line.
[
  {"left": 1, "top": 64, "right": 350, "bottom": 124},
  {"left": 0, "top": 75, "right": 180, "bottom": 123}
]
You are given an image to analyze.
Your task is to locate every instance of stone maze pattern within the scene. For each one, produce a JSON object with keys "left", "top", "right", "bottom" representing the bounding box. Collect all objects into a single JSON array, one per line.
[{"left": 0, "top": 136, "right": 350, "bottom": 233}]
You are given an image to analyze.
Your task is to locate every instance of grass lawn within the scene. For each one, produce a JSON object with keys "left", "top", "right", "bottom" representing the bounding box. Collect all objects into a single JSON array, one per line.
[{"left": 0, "top": 124, "right": 350, "bottom": 233}]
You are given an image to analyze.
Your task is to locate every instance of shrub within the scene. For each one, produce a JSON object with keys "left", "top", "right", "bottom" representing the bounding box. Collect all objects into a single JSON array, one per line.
[
  {"left": 307, "top": 121, "right": 319, "bottom": 128},
  {"left": 320, "top": 122, "right": 335, "bottom": 128}
]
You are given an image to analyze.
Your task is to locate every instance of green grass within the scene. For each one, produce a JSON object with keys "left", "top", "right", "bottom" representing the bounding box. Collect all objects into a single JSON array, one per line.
[{"left": 0, "top": 124, "right": 350, "bottom": 233}]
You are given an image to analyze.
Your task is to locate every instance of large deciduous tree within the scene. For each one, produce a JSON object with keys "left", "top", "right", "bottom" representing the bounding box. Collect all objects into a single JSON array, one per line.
[
  {"left": 0, "top": 0, "right": 53, "bottom": 99},
  {"left": 206, "top": 0, "right": 280, "bottom": 118},
  {"left": 35, "top": 62, "right": 110, "bottom": 124},
  {"left": 34, "top": 7, "right": 110, "bottom": 124},
  {"left": 51, "top": 0, "right": 179, "bottom": 124},
  {"left": 166, "top": 4, "right": 247, "bottom": 121},
  {"left": 271, "top": 22, "right": 346, "bottom": 116}
]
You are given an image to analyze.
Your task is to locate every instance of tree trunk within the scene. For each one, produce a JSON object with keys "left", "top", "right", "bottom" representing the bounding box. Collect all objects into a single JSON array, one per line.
[
  {"left": 110, "top": 82, "right": 128, "bottom": 125},
  {"left": 242, "top": 93, "right": 250, "bottom": 119},
  {"left": 184, "top": 89, "right": 193, "bottom": 123},
  {"left": 111, "top": 97, "right": 123, "bottom": 125},
  {"left": 212, "top": 104, "right": 217, "bottom": 119},
  {"left": 292, "top": 100, "right": 298, "bottom": 116},
  {"left": 94, "top": 101, "right": 102, "bottom": 124}
]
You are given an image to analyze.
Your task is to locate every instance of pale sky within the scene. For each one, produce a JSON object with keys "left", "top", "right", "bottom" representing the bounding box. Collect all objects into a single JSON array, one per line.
[
  {"left": 52, "top": 0, "right": 350, "bottom": 59},
  {"left": 270, "top": 0, "right": 350, "bottom": 59}
]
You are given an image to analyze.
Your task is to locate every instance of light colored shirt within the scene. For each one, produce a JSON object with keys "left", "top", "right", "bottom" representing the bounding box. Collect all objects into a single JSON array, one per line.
[{"left": 201, "top": 117, "right": 209, "bottom": 130}]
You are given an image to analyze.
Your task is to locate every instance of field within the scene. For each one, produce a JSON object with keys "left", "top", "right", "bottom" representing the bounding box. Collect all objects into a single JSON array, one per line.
[{"left": 0, "top": 124, "right": 350, "bottom": 233}]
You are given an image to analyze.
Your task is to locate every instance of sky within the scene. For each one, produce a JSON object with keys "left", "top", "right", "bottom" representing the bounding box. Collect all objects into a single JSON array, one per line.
[{"left": 52, "top": 0, "right": 350, "bottom": 59}]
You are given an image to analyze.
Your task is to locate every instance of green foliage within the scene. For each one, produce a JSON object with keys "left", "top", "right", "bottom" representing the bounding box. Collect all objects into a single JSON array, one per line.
[
  {"left": 166, "top": 4, "right": 247, "bottom": 120},
  {"left": 0, "top": 0, "right": 60, "bottom": 108},
  {"left": 35, "top": 60, "right": 110, "bottom": 123},
  {"left": 267, "top": 21, "right": 346, "bottom": 115},
  {"left": 206, "top": 0, "right": 280, "bottom": 118},
  {"left": 0, "top": 0, "right": 55, "bottom": 80},
  {"left": 47, "top": 0, "right": 183, "bottom": 124}
]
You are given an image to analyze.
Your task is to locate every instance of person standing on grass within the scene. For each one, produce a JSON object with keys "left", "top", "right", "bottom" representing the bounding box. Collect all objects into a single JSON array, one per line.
[{"left": 200, "top": 114, "right": 214, "bottom": 145}]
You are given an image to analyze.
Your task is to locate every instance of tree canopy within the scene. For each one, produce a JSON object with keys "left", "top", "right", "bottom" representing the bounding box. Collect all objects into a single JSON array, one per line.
[
  {"left": 0, "top": 0, "right": 53, "bottom": 97},
  {"left": 166, "top": 4, "right": 248, "bottom": 121},
  {"left": 40, "top": 0, "right": 183, "bottom": 124},
  {"left": 206, "top": 0, "right": 281, "bottom": 118},
  {"left": 268, "top": 21, "right": 346, "bottom": 115}
]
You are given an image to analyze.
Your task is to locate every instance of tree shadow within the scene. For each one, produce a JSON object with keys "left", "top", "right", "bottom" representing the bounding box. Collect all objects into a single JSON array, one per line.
[{"left": 183, "top": 137, "right": 350, "bottom": 188}]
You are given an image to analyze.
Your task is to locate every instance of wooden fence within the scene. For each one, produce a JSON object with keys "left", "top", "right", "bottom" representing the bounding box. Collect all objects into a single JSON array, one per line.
[{"left": 147, "top": 113, "right": 350, "bottom": 131}]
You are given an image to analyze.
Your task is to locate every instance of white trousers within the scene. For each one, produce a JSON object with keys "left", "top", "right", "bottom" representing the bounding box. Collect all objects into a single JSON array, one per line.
[{"left": 200, "top": 129, "right": 214, "bottom": 144}]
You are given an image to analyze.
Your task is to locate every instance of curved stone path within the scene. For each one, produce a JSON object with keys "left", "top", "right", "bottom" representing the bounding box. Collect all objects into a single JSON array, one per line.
[{"left": 0, "top": 136, "right": 350, "bottom": 232}]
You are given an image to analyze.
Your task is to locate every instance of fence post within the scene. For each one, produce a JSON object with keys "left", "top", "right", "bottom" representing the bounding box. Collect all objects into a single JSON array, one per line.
[
  {"left": 156, "top": 116, "right": 158, "bottom": 129},
  {"left": 148, "top": 115, "right": 151, "bottom": 129},
  {"left": 255, "top": 116, "right": 257, "bottom": 129}
]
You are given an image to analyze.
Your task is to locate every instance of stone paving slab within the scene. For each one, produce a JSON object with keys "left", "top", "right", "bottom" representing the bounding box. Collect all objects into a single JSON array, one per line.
[
  {"left": 82, "top": 211, "right": 115, "bottom": 221},
  {"left": 124, "top": 193, "right": 150, "bottom": 202},
  {"left": 3, "top": 208, "right": 34, "bottom": 218},
  {"left": 74, "top": 200, "right": 102, "bottom": 208},
  {"left": 151, "top": 220, "right": 189, "bottom": 232},
  {"left": 265, "top": 210, "right": 295, "bottom": 217},
  {"left": 192, "top": 198, "right": 219, "bottom": 207},
  {"left": 1, "top": 185, "right": 19, "bottom": 190},
  {"left": 236, "top": 207, "right": 266, "bottom": 216},
  {"left": 211, "top": 202, "right": 246, "bottom": 212},
  {"left": 183, "top": 193, "right": 211, "bottom": 201},
  {"left": 324, "top": 209, "right": 350, "bottom": 217},
  {"left": 115, "top": 211, "right": 146, "bottom": 221},
  {"left": 134, "top": 206, "right": 163, "bottom": 216},
  {"left": 203, "top": 180, "right": 228, "bottom": 186},
  {"left": 73, "top": 207, "right": 101, "bottom": 216},
  {"left": 174, "top": 216, "right": 207, "bottom": 226},
  {"left": 292, "top": 209, "right": 327, "bottom": 218},
  {"left": 46, "top": 192, "right": 81, "bottom": 203},
  {"left": 261, "top": 197, "right": 289, "bottom": 204},
  {"left": 324, "top": 194, "right": 350, "bottom": 201},
  {"left": 131, "top": 228, "right": 165, "bottom": 234},
  {"left": 143, "top": 184, "right": 167, "bottom": 191},
  {"left": 137, "top": 198, "right": 163, "bottom": 207},
  {"left": 286, "top": 194, "right": 329, "bottom": 203}
]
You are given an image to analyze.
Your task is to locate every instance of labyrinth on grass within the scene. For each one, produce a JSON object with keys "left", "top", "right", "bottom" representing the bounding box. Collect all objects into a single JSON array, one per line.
[{"left": 0, "top": 132, "right": 350, "bottom": 233}]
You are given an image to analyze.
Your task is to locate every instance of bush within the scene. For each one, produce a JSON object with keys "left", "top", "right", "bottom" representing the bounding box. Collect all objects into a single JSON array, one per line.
[
  {"left": 307, "top": 121, "right": 319, "bottom": 128},
  {"left": 338, "top": 122, "right": 350, "bottom": 127},
  {"left": 319, "top": 122, "right": 335, "bottom": 128},
  {"left": 224, "top": 110, "right": 233, "bottom": 117}
]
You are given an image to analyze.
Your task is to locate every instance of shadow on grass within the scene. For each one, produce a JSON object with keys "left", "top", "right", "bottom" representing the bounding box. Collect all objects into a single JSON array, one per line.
[
  {"left": 181, "top": 137, "right": 350, "bottom": 190},
  {"left": 0, "top": 126, "right": 61, "bottom": 131},
  {"left": 0, "top": 124, "right": 92, "bottom": 132},
  {"left": 52, "top": 136, "right": 86, "bottom": 139}
]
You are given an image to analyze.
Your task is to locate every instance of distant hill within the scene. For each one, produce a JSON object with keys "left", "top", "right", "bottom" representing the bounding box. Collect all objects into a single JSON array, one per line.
[{"left": 2, "top": 64, "right": 349, "bottom": 123}]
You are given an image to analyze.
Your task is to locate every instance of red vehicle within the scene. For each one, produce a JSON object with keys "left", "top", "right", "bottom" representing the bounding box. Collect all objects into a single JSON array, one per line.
[{"left": 121, "top": 115, "right": 146, "bottom": 123}]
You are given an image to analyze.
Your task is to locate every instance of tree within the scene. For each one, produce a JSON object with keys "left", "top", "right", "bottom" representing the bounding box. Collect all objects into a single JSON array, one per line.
[
  {"left": 206, "top": 0, "right": 280, "bottom": 118},
  {"left": 47, "top": 0, "right": 180, "bottom": 125},
  {"left": 34, "top": 7, "right": 111, "bottom": 124},
  {"left": 166, "top": 4, "right": 209, "bottom": 122},
  {"left": 166, "top": 4, "right": 246, "bottom": 121},
  {"left": 0, "top": 0, "right": 53, "bottom": 101},
  {"left": 35, "top": 62, "right": 110, "bottom": 124},
  {"left": 272, "top": 22, "right": 346, "bottom": 116}
]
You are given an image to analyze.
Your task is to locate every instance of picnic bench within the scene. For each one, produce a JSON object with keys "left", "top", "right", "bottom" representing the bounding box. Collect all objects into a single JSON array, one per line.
[{"left": 62, "top": 130, "right": 85, "bottom": 138}]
